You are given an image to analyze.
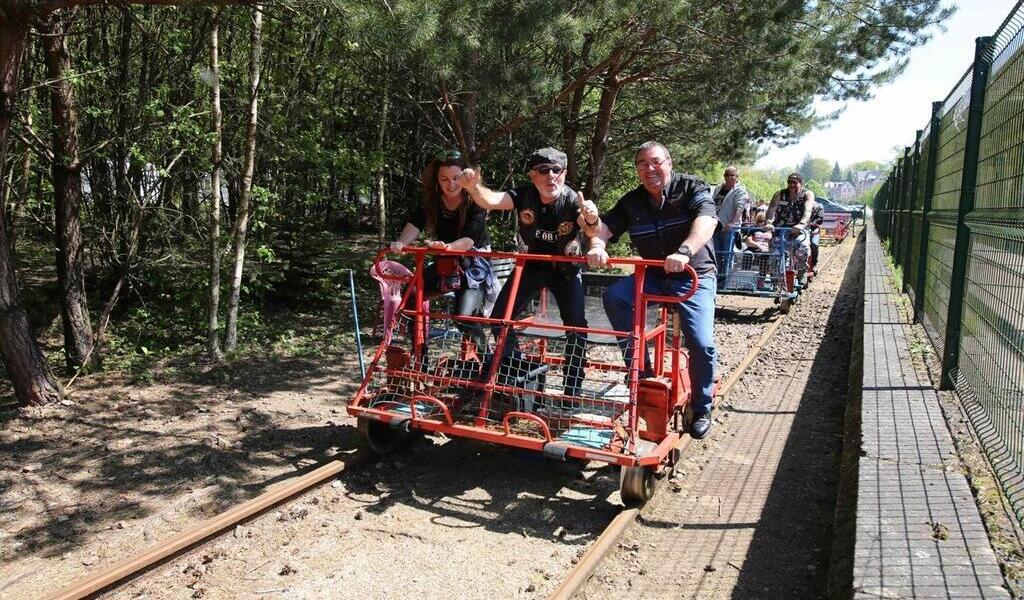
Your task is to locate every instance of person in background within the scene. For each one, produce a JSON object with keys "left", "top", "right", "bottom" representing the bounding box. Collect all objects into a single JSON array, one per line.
[
  {"left": 711, "top": 166, "right": 750, "bottom": 278},
  {"left": 766, "top": 172, "right": 814, "bottom": 285}
]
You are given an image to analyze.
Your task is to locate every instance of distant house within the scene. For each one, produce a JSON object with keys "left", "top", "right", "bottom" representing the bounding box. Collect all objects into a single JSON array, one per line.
[
  {"left": 851, "top": 170, "right": 883, "bottom": 197},
  {"left": 825, "top": 181, "right": 857, "bottom": 202}
]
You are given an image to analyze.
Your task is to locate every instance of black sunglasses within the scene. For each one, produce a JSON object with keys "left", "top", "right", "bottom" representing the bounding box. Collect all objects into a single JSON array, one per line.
[
  {"left": 533, "top": 165, "right": 564, "bottom": 175},
  {"left": 436, "top": 149, "right": 462, "bottom": 161}
]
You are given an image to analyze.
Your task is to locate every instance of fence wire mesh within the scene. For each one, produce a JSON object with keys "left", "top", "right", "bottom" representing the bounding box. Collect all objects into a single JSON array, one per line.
[{"left": 874, "top": 0, "right": 1024, "bottom": 524}]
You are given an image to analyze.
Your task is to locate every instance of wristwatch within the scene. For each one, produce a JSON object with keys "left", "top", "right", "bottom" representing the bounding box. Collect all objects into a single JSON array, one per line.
[{"left": 677, "top": 244, "right": 692, "bottom": 258}]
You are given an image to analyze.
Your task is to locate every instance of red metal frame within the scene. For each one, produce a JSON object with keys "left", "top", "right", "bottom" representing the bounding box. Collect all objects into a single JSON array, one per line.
[{"left": 351, "top": 247, "right": 701, "bottom": 469}]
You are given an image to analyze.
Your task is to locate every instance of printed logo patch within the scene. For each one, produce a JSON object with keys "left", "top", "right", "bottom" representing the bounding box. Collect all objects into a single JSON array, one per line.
[
  {"left": 558, "top": 221, "right": 574, "bottom": 236},
  {"left": 535, "top": 229, "right": 557, "bottom": 243},
  {"left": 519, "top": 209, "right": 535, "bottom": 225}
]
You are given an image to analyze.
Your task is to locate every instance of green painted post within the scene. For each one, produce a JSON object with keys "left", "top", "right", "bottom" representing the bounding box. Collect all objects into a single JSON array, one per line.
[
  {"left": 941, "top": 36, "right": 993, "bottom": 390},
  {"left": 914, "top": 102, "right": 944, "bottom": 320}
]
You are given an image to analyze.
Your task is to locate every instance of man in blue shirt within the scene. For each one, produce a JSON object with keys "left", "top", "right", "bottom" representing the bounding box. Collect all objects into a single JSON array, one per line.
[{"left": 586, "top": 141, "right": 719, "bottom": 439}]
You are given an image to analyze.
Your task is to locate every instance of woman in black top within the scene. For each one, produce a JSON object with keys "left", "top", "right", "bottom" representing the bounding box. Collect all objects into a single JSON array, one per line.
[{"left": 389, "top": 152, "right": 493, "bottom": 349}]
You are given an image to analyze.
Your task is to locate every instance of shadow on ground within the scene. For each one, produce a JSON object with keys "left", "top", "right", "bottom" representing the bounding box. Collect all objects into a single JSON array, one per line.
[
  {"left": 728, "top": 232, "right": 864, "bottom": 598},
  {"left": 0, "top": 348, "right": 364, "bottom": 561}
]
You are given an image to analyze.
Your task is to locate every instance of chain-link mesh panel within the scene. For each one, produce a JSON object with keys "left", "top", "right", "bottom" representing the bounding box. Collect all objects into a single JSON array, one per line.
[
  {"left": 922, "top": 220, "right": 957, "bottom": 356},
  {"left": 933, "top": 69, "right": 974, "bottom": 211},
  {"left": 956, "top": 0, "right": 1024, "bottom": 521},
  {"left": 906, "top": 132, "right": 932, "bottom": 304}
]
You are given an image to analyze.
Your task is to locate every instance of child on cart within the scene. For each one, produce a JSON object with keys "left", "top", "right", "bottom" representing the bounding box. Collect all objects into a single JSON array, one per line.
[{"left": 742, "top": 213, "right": 773, "bottom": 283}]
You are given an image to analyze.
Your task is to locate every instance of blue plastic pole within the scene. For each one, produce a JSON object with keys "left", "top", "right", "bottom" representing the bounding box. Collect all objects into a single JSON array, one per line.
[{"left": 349, "top": 269, "right": 365, "bottom": 379}]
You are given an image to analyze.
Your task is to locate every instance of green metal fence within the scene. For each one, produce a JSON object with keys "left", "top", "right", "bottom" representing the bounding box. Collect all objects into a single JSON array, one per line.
[{"left": 874, "top": 1, "right": 1024, "bottom": 523}]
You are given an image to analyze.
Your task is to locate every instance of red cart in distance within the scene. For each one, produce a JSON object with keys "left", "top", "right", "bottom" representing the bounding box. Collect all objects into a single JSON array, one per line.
[{"left": 348, "top": 247, "right": 710, "bottom": 503}]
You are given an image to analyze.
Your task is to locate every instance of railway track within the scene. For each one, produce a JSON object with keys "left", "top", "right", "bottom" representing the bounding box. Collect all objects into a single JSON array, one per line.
[
  {"left": 546, "top": 240, "right": 850, "bottom": 600},
  {"left": 43, "top": 242, "right": 849, "bottom": 600}
]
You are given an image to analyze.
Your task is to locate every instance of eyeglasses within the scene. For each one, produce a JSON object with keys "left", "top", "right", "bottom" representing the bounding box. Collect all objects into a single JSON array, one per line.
[
  {"left": 636, "top": 157, "right": 669, "bottom": 170},
  {"left": 533, "top": 165, "right": 564, "bottom": 175}
]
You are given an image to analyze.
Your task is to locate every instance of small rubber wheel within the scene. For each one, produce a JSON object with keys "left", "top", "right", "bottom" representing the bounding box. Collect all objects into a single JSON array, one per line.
[
  {"left": 780, "top": 297, "right": 792, "bottom": 314},
  {"left": 620, "top": 465, "right": 657, "bottom": 505},
  {"left": 357, "top": 417, "right": 406, "bottom": 454}
]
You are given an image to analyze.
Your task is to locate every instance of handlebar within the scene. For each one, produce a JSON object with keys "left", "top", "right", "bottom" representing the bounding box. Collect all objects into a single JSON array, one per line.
[{"left": 373, "top": 246, "right": 701, "bottom": 301}]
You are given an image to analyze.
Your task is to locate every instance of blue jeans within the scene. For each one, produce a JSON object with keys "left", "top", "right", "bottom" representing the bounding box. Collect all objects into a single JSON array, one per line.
[
  {"left": 602, "top": 271, "right": 717, "bottom": 415},
  {"left": 713, "top": 230, "right": 737, "bottom": 275}
]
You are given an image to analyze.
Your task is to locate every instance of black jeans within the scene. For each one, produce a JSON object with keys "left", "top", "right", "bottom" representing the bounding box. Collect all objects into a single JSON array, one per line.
[
  {"left": 488, "top": 264, "right": 588, "bottom": 396},
  {"left": 418, "top": 263, "right": 486, "bottom": 350}
]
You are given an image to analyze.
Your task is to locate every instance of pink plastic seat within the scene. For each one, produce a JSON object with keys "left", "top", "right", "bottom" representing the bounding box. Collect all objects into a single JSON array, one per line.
[{"left": 370, "top": 260, "right": 427, "bottom": 345}]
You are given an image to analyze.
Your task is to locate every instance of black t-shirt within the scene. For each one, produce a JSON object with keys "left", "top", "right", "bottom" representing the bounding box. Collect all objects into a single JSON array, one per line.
[
  {"left": 409, "top": 200, "right": 490, "bottom": 248},
  {"left": 507, "top": 185, "right": 581, "bottom": 256},
  {"left": 713, "top": 186, "right": 728, "bottom": 212},
  {"left": 603, "top": 172, "right": 718, "bottom": 275}
]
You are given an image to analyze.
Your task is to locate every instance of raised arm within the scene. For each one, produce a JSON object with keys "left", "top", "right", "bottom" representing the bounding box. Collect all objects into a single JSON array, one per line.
[
  {"left": 458, "top": 168, "right": 514, "bottom": 211},
  {"left": 390, "top": 222, "right": 420, "bottom": 253},
  {"left": 797, "top": 190, "right": 816, "bottom": 228}
]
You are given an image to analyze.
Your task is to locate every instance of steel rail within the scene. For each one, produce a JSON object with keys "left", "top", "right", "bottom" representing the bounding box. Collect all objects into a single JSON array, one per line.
[
  {"left": 44, "top": 453, "right": 368, "bottom": 600},
  {"left": 546, "top": 241, "right": 851, "bottom": 600}
]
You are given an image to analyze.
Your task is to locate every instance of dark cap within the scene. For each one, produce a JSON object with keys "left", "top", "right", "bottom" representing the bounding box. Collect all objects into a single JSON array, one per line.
[
  {"left": 787, "top": 172, "right": 803, "bottom": 183},
  {"left": 526, "top": 147, "right": 567, "bottom": 170}
]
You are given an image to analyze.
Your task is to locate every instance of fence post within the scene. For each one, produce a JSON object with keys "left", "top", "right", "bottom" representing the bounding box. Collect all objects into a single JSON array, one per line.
[
  {"left": 941, "top": 36, "right": 993, "bottom": 390},
  {"left": 902, "top": 132, "right": 922, "bottom": 293},
  {"left": 914, "top": 102, "right": 943, "bottom": 320}
]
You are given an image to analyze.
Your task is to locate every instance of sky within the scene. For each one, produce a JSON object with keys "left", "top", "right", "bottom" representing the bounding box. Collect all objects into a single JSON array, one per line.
[{"left": 756, "top": 0, "right": 1021, "bottom": 171}]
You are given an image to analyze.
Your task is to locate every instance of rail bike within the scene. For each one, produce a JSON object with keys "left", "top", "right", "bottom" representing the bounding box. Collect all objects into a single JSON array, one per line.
[
  {"left": 818, "top": 213, "right": 851, "bottom": 245},
  {"left": 348, "top": 247, "right": 713, "bottom": 504},
  {"left": 716, "top": 226, "right": 810, "bottom": 314}
]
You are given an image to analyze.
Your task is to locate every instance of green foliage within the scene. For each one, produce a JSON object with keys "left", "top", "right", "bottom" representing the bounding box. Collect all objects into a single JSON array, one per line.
[
  {"left": 798, "top": 155, "right": 833, "bottom": 185},
  {"left": 9, "top": 0, "right": 954, "bottom": 374},
  {"left": 804, "top": 179, "right": 827, "bottom": 198}
]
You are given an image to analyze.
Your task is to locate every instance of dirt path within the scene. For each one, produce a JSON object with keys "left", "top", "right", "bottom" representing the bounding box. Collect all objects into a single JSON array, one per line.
[
  {"left": 0, "top": 244, "right": 854, "bottom": 600},
  {"left": 578, "top": 236, "right": 860, "bottom": 599}
]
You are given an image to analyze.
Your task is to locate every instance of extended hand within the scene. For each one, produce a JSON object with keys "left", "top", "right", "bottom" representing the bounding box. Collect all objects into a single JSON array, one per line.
[
  {"left": 576, "top": 191, "right": 599, "bottom": 226},
  {"left": 587, "top": 246, "right": 609, "bottom": 268},
  {"left": 426, "top": 240, "right": 448, "bottom": 250},
  {"left": 458, "top": 168, "right": 481, "bottom": 191},
  {"left": 389, "top": 241, "right": 404, "bottom": 253},
  {"left": 663, "top": 252, "right": 690, "bottom": 273}
]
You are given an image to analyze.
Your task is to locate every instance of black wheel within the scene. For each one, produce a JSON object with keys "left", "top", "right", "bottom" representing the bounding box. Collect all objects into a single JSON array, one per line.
[
  {"left": 357, "top": 417, "right": 407, "bottom": 454},
  {"left": 620, "top": 465, "right": 658, "bottom": 505},
  {"left": 779, "top": 297, "right": 792, "bottom": 314}
]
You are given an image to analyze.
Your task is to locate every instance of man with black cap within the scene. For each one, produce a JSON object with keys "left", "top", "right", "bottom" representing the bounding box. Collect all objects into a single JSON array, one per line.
[
  {"left": 458, "top": 147, "right": 602, "bottom": 403},
  {"left": 767, "top": 172, "right": 814, "bottom": 285}
]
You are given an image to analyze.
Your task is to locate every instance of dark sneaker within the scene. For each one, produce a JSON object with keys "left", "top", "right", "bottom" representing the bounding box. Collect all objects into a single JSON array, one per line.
[{"left": 690, "top": 411, "right": 712, "bottom": 439}]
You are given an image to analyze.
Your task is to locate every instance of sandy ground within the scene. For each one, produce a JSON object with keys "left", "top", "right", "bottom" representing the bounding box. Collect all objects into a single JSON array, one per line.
[{"left": 0, "top": 249, "right": 827, "bottom": 600}]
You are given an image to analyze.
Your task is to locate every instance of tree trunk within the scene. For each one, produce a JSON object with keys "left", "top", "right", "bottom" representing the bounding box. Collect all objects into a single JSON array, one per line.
[
  {"left": 0, "top": 17, "right": 64, "bottom": 406},
  {"left": 561, "top": 35, "right": 592, "bottom": 187},
  {"left": 583, "top": 75, "right": 621, "bottom": 203},
  {"left": 225, "top": 6, "right": 261, "bottom": 353},
  {"left": 375, "top": 91, "right": 389, "bottom": 243},
  {"left": 207, "top": 8, "right": 223, "bottom": 360},
  {"left": 43, "top": 12, "right": 96, "bottom": 370}
]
